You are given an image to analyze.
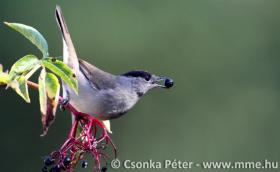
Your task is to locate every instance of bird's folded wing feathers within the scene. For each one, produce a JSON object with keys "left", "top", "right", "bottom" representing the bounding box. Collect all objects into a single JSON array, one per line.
[{"left": 79, "top": 59, "right": 117, "bottom": 90}]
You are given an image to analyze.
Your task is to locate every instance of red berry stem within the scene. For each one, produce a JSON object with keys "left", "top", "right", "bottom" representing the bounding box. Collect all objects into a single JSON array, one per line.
[{"left": 48, "top": 97, "right": 117, "bottom": 172}]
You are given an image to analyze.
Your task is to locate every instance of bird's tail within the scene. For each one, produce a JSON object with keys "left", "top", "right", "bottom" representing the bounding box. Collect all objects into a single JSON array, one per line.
[
  {"left": 55, "top": 5, "right": 79, "bottom": 72},
  {"left": 56, "top": 5, "right": 79, "bottom": 121}
]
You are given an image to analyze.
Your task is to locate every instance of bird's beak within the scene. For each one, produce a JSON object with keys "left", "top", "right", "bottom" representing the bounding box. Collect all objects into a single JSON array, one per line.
[{"left": 152, "top": 75, "right": 174, "bottom": 89}]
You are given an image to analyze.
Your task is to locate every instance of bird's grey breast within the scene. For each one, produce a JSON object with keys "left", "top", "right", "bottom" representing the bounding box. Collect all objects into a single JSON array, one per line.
[{"left": 91, "top": 76, "right": 140, "bottom": 119}]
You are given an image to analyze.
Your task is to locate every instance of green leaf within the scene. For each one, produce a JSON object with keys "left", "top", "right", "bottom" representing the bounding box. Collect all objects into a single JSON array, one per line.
[
  {"left": 0, "top": 64, "right": 8, "bottom": 84},
  {"left": 39, "top": 69, "right": 47, "bottom": 114},
  {"left": 0, "top": 72, "right": 8, "bottom": 84},
  {"left": 45, "top": 72, "right": 60, "bottom": 102},
  {"left": 9, "top": 76, "right": 30, "bottom": 103},
  {"left": 39, "top": 69, "right": 60, "bottom": 136},
  {"left": 25, "top": 64, "right": 41, "bottom": 79},
  {"left": 4, "top": 22, "right": 49, "bottom": 57},
  {"left": 17, "top": 76, "right": 30, "bottom": 103},
  {"left": 8, "top": 54, "right": 40, "bottom": 81},
  {"left": 6, "top": 55, "right": 39, "bottom": 101},
  {"left": 42, "top": 58, "right": 78, "bottom": 94}
]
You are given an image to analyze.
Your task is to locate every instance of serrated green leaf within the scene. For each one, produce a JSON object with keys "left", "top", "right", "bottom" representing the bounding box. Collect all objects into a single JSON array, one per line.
[
  {"left": 8, "top": 54, "right": 39, "bottom": 81},
  {"left": 42, "top": 58, "right": 78, "bottom": 94},
  {"left": 9, "top": 76, "right": 30, "bottom": 103},
  {"left": 4, "top": 22, "right": 49, "bottom": 57},
  {"left": 39, "top": 69, "right": 60, "bottom": 136}
]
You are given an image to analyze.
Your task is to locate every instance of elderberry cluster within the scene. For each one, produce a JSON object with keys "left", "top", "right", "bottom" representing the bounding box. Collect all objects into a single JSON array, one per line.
[
  {"left": 42, "top": 154, "right": 89, "bottom": 172},
  {"left": 40, "top": 102, "right": 116, "bottom": 172}
]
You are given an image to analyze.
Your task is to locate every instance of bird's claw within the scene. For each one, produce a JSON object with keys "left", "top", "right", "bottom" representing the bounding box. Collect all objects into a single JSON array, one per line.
[{"left": 59, "top": 98, "right": 69, "bottom": 112}]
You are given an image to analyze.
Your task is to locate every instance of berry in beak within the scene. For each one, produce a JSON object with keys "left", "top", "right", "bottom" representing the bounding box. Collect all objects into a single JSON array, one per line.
[{"left": 152, "top": 76, "right": 174, "bottom": 89}]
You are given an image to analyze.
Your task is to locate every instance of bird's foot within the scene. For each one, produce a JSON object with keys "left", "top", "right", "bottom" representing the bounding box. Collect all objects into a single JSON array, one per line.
[{"left": 59, "top": 97, "right": 69, "bottom": 112}]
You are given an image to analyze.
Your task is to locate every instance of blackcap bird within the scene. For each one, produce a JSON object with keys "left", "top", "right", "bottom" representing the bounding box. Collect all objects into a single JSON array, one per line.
[{"left": 55, "top": 6, "right": 173, "bottom": 121}]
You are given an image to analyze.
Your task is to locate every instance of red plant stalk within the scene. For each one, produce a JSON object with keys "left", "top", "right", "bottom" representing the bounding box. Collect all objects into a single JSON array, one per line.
[{"left": 45, "top": 98, "right": 117, "bottom": 172}]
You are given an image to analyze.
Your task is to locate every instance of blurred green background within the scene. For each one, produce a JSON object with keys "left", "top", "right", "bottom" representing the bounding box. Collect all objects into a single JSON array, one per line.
[{"left": 1, "top": 0, "right": 280, "bottom": 171}]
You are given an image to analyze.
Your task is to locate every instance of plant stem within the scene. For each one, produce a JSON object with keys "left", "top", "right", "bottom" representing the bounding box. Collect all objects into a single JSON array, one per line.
[
  {"left": 27, "top": 81, "right": 39, "bottom": 89},
  {"left": 0, "top": 80, "right": 38, "bottom": 89}
]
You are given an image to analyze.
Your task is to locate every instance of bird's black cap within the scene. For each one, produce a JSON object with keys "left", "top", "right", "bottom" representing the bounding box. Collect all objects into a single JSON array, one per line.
[{"left": 122, "top": 70, "right": 152, "bottom": 81}]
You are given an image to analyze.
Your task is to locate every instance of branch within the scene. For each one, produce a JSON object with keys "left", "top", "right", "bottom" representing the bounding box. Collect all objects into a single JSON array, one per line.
[
  {"left": 0, "top": 80, "right": 38, "bottom": 90},
  {"left": 27, "top": 80, "right": 39, "bottom": 89}
]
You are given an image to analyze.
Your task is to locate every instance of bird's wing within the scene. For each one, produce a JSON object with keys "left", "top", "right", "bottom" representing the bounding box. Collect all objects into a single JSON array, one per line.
[
  {"left": 79, "top": 59, "right": 117, "bottom": 90},
  {"left": 55, "top": 5, "right": 79, "bottom": 72}
]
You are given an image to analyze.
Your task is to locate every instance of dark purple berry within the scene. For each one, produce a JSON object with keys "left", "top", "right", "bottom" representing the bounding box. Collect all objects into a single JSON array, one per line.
[
  {"left": 164, "top": 78, "right": 174, "bottom": 88},
  {"left": 44, "top": 156, "right": 54, "bottom": 166},
  {"left": 82, "top": 161, "right": 88, "bottom": 168},
  {"left": 63, "top": 156, "right": 71, "bottom": 166},
  {"left": 50, "top": 165, "right": 61, "bottom": 172},
  {"left": 101, "top": 166, "right": 108, "bottom": 172}
]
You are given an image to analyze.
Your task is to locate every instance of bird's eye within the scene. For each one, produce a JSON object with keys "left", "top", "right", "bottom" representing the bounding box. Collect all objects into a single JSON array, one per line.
[{"left": 144, "top": 76, "right": 150, "bottom": 81}]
